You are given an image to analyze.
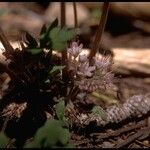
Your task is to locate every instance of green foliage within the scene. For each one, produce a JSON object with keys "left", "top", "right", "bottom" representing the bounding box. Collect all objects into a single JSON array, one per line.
[
  {"left": 39, "top": 18, "right": 58, "bottom": 48},
  {"left": 40, "top": 18, "right": 76, "bottom": 51},
  {"left": 26, "top": 18, "right": 76, "bottom": 55},
  {"left": 49, "top": 27, "right": 76, "bottom": 51},
  {"left": 49, "top": 65, "right": 65, "bottom": 75},
  {"left": 54, "top": 99, "right": 65, "bottom": 121},
  {"left": 0, "top": 18, "right": 77, "bottom": 148},
  {"left": 47, "top": 65, "right": 66, "bottom": 85},
  {"left": 24, "top": 119, "right": 73, "bottom": 148},
  {"left": 91, "top": 106, "right": 107, "bottom": 120},
  {"left": 0, "top": 132, "right": 10, "bottom": 148}
]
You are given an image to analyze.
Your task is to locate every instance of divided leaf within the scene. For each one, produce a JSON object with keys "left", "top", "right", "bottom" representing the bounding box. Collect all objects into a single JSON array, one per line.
[
  {"left": 39, "top": 18, "right": 76, "bottom": 51},
  {"left": 40, "top": 18, "right": 58, "bottom": 48},
  {"left": 33, "top": 119, "right": 71, "bottom": 148},
  {"left": 49, "top": 27, "right": 76, "bottom": 51}
]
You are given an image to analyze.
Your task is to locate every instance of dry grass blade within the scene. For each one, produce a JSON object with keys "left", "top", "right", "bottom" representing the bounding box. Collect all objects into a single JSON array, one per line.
[{"left": 89, "top": 2, "right": 110, "bottom": 61}]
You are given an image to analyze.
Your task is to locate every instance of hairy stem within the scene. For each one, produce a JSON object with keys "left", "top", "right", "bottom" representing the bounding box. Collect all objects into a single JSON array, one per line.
[
  {"left": 89, "top": 2, "right": 110, "bottom": 61},
  {"left": 73, "top": 2, "right": 78, "bottom": 28}
]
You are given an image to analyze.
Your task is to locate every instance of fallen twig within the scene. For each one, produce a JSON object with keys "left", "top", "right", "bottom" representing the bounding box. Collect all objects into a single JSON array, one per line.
[
  {"left": 135, "top": 140, "right": 149, "bottom": 148},
  {"left": 114, "top": 126, "right": 150, "bottom": 148},
  {"left": 91, "top": 120, "right": 146, "bottom": 141}
]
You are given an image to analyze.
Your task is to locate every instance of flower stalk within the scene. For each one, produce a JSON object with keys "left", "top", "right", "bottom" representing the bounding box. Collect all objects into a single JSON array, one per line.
[
  {"left": 73, "top": 2, "right": 78, "bottom": 28},
  {"left": 89, "top": 2, "right": 110, "bottom": 61}
]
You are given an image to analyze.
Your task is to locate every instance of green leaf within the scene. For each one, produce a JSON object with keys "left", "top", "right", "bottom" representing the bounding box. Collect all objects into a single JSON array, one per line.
[
  {"left": 55, "top": 99, "right": 65, "bottom": 121},
  {"left": 59, "top": 28, "right": 76, "bottom": 42},
  {"left": 47, "top": 18, "right": 59, "bottom": 33},
  {"left": 39, "top": 18, "right": 76, "bottom": 51},
  {"left": 91, "top": 106, "right": 107, "bottom": 120},
  {"left": 40, "top": 24, "right": 47, "bottom": 36},
  {"left": 34, "top": 119, "right": 70, "bottom": 148},
  {"left": 40, "top": 19, "right": 58, "bottom": 48},
  {"left": 49, "top": 65, "right": 65, "bottom": 74},
  {"left": 49, "top": 27, "right": 76, "bottom": 51},
  {"left": 51, "top": 39, "right": 66, "bottom": 51},
  {"left": 49, "top": 27, "right": 60, "bottom": 39},
  {"left": 27, "top": 48, "right": 43, "bottom": 55},
  {"left": 0, "top": 132, "right": 10, "bottom": 148},
  {"left": 25, "top": 32, "right": 38, "bottom": 48}
]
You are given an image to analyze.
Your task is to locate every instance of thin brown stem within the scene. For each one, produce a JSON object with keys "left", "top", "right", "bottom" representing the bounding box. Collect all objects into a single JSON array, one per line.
[
  {"left": 0, "top": 27, "right": 14, "bottom": 53},
  {"left": 60, "top": 2, "right": 67, "bottom": 63},
  {"left": 73, "top": 2, "right": 78, "bottom": 28},
  {"left": 60, "top": 2, "right": 68, "bottom": 98},
  {"left": 60, "top": 2, "right": 66, "bottom": 28},
  {"left": 89, "top": 2, "right": 110, "bottom": 61}
]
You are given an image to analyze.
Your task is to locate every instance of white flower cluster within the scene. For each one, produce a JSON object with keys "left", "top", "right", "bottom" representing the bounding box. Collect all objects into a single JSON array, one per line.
[
  {"left": 67, "top": 41, "right": 115, "bottom": 92},
  {"left": 68, "top": 42, "right": 96, "bottom": 78}
]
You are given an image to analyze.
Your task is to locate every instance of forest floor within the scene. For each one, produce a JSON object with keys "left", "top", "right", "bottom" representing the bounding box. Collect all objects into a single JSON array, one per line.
[{"left": 0, "top": 2, "right": 150, "bottom": 148}]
